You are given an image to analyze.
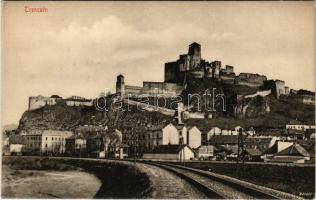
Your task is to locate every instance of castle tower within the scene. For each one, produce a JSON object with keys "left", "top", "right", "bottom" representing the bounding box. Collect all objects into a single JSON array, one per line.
[
  {"left": 188, "top": 42, "right": 201, "bottom": 70},
  {"left": 116, "top": 74, "right": 125, "bottom": 96}
]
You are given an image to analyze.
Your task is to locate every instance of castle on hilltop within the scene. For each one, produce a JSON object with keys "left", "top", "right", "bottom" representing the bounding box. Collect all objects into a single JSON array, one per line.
[
  {"left": 117, "top": 42, "right": 290, "bottom": 99},
  {"left": 28, "top": 95, "right": 93, "bottom": 111}
]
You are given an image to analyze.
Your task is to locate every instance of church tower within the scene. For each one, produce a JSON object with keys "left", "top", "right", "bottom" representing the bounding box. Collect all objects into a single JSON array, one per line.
[{"left": 116, "top": 74, "right": 125, "bottom": 96}]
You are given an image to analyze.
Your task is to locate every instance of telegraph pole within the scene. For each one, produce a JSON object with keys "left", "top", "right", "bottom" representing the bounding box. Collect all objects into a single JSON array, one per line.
[{"left": 236, "top": 127, "right": 244, "bottom": 177}]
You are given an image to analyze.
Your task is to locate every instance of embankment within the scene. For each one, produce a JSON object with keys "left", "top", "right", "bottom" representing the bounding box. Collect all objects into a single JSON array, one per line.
[{"left": 2, "top": 157, "right": 153, "bottom": 198}]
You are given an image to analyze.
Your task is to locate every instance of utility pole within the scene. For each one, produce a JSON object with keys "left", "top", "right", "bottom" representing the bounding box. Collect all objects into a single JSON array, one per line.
[{"left": 236, "top": 127, "right": 244, "bottom": 177}]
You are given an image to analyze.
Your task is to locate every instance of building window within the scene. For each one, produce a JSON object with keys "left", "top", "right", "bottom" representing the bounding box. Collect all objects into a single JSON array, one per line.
[
  {"left": 46, "top": 137, "right": 47, "bottom": 140},
  {"left": 45, "top": 143, "right": 47, "bottom": 147},
  {"left": 52, "top": 137, "right": 54, "bottom": 141}
]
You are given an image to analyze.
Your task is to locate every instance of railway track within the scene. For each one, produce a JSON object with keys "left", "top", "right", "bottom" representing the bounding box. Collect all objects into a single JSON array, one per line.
[
  {"left": 14, "top": 156, "right": 305, "bottom": 199},
  {"left": 143, "top": 161, "right": 304, "bottom": 200}
]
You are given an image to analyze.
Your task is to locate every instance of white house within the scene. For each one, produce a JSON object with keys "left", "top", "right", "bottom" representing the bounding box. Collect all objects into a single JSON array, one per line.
[
  {"left": 162, "top": 123, "right": 180, "bottom": 145},
  {"left": 10, "top": 144, "right": 24, "bottom": 155},
  {"left": 286, "top": 121, "right": 316, "bottom": 131},
  {"left": 187, "top": 126, "right": 202, "bottom": 149}
]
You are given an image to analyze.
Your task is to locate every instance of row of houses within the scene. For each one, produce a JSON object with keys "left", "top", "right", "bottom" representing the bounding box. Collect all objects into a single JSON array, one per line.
[
  {"left": 141, "top": 122, "right": 315, "bottom": 163},
  {"left": 3, "top": 127, "right": 128, "bottom": 159},
  {"left": 3, "top": 121, "right": 315, "bottom": 164},
  {"left": 142, "top": 136, "right": 314, "bottom": 164}
]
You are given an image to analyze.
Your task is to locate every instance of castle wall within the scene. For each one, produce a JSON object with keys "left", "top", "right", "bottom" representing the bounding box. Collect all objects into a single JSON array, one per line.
[
  {"left": 235, "top": 73, "right": 267, "bottom": 87},
  {"left": 220, "top": 73, "right": 236, "bottom": 84},
  {"left": 124, "top": 85, "right": 143, "bottom": 97},
  {"left": 28, "top": 96, "right": 58, "bottom": 110},
  {"left": 142, "top": 82, "right": 183, "bottom": 97},
  {"left": 124, "top": 99, "right": 175, "bottom": 116},
  {"left": 66, "top": 100, "right": 93, "bottom": 107},
  {"left": 244, "top": 90, "right": 271, "bottom": 98},
  {"left": 263, "top": 80, "right": 285, "bottom": 99}
]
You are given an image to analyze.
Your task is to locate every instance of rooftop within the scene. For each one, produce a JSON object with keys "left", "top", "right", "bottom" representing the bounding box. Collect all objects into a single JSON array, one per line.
[{"left": 275, "top": 144, "right": 310, "bottom": 157}]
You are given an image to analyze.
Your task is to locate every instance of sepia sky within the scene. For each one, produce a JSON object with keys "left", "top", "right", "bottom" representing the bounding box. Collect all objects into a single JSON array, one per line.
[{"left": 2, "top": 1, "right": 315, "bottom": 125}]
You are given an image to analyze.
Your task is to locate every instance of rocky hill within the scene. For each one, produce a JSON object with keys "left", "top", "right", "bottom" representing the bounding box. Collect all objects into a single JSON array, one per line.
[
  {"left": 18, "top": 78, "right": 314, "bottom": 132},
  {"left": 18, "top": 100, "right": 173, "bottom": 131}
]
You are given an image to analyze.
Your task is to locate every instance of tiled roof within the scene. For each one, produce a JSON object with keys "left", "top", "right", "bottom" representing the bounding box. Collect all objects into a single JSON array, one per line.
[
  {"left": 275, "top": 144, "right": 310, "bottom": 157},
  {"left": 244, "top": 148, "right": 262, "bottom": 156}
]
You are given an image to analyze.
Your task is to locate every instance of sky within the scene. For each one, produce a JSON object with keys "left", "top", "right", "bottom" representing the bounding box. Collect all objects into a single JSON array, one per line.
[{"left": 2, "top": 1, "right": 315, "bottom": 125}]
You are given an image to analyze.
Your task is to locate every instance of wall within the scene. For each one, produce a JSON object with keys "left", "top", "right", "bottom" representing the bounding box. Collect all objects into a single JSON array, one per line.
[
  {"left": 123, "top": 99, "right": 175, "bottom": 116},
  {"left": 28, "top": 96, "right": 58, "bottom": 110},
  {"left": 66, "top": 100, "right": 93, "bottom": 107},
  {"left": 124, "top": 85, "right": 143, "bottom": 96},
  {"left": 264, "top": 80, "right": 285, "bottom": 99},
  {"left": 235, "top": 73, "right": 267, "bottom": 87},
  {"left": 244, "top": 90, "right": 271, "bottom": 98}
]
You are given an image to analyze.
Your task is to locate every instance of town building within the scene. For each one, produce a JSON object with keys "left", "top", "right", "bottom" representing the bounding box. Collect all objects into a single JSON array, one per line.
[
  {"left": 268, "top": 144, "right": 310, "bottom": 163},
  {"left": 244, "top": 136, "right": 279, "bottom": 152},
  {"left": 162, "top": 123, "right": 181, "bottom": 145},
  {"left": 142, "top": 144, "right": 195, "bottom": 160},
  {"left": 22, "top": 130, "right": 73, "bottom": 155},
  {"left": 196, "top": 145, "right": 214, "bottom": 160},
  {"left": 286, "top": 121, "right": 316, "bottom": 131},
  {"left": 8, "top": 135, "right": 25, "bottom": 156},
  {"left": 187, "top": 126, "right": 202, "bottom": 149},
  {"left": 242, "top": 149, "right": 263, "bottom": 162}
]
